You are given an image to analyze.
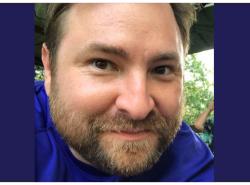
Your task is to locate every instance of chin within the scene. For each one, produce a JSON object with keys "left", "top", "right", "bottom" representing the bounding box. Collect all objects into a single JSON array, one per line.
[{"left": 91, "top": 132, "right": 164, "bottom": 176}]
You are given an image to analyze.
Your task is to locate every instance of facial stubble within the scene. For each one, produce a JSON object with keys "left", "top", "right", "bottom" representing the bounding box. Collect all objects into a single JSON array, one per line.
[{"left": 49, "top": 80, "right": 183, "bottom": 176}]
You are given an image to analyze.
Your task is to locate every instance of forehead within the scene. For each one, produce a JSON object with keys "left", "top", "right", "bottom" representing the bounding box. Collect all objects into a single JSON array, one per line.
[
  {"left": 60, "top": 3, "right": 183, "bottom": 59},
  {"left": 69, "top": 4, "right": 175, "bottom": 25}
]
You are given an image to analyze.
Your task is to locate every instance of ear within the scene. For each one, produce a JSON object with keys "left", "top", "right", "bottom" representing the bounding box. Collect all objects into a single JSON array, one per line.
[{"left": 41, "top": 43, "right": 52, "bottom": 96}]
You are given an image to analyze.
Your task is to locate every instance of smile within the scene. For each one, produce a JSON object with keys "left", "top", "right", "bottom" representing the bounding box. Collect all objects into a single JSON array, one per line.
[{"left": 109, "top": 129, "right": 153, "bottom": 141}]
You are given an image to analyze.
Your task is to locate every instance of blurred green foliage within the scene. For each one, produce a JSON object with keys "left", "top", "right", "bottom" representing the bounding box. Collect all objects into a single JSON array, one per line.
[
  {"left": 198, "top": 117, "right": 214, "bottom": 147},
  {"left": 183, "top": 54, "right": 214, "bottom": 124},
  {"left": 35, "top": 65, "right": 44, "bottom": 81},
  {"left": 183, "top": 54, "right": 214, "bottom": 147}
]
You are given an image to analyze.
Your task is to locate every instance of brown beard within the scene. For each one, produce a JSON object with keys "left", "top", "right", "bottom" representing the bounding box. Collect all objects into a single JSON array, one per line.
[{"left": 49, "top": 82, "right": 183, "bottom": 176}]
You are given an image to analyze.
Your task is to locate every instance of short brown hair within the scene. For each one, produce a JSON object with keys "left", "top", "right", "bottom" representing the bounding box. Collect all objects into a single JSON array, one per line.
[
  {"left": 44, "top": 3, "right": 196, "bottom": 73},
  {"left": 171, "top": 4, "right": 197, "bottom": 53},
  {"left": 44, "top": 3, "right": 72, "bottom": 74}
]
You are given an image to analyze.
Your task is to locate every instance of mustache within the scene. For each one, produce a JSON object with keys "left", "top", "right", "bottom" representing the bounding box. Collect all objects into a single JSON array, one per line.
[{"left": 87, "top": 111, "right": 173, "bottom": 133}]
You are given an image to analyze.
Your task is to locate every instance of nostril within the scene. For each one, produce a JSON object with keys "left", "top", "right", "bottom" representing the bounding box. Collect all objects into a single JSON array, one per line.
[
  {"left": 116, "top": 109, "right": 131, "bottom": 118},
  {"left": 115, "top": 86, "right": 155, "bottom": 120}
]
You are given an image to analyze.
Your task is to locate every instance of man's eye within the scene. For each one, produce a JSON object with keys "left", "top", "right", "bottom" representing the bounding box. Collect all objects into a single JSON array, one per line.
[
  {"left": 152, "top": 66, "right": 171, "bottom": 75},
  {"left": 91, "top": 59, "right": 114, "bottom": 70}
]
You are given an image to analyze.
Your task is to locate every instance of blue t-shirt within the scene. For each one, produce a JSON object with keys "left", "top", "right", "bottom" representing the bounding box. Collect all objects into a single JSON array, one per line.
[{"left": 35, "top": 81, "right": 214, "bottom": 182}]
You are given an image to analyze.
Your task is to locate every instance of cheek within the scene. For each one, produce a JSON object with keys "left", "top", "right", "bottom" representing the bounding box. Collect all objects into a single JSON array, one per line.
[
  {"left": 154, "top": 81, "right": 183, "bottom": 117},
  {"left": 56, "top": 71, "right": 118, "bottom": 115}
]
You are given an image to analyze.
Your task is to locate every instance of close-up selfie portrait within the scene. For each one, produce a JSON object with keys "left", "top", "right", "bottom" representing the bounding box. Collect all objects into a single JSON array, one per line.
[
  {"left": 2, "top": 1, "right": 250, "bottom": 183},
  {"left": 34, "top": 3, "right": 214, "bottom": 182}
]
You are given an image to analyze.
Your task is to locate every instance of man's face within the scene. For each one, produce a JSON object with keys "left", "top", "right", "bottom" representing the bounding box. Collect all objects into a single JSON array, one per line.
[{"left": 45, "top": 4, "right": 184, "bottom": 176}]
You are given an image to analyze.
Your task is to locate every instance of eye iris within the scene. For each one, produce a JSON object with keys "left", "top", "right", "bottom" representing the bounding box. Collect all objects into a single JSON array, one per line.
[
  {"left": 94, "top": 60, "right": 107, "bottom": 69},
  {"left": 155, "top": 66, "right": 166, "bottom": 74}
]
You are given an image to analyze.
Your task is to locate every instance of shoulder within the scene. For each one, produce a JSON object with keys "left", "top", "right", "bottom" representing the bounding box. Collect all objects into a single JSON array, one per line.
[
  {"left": 135, "top": 122, "right": 214, "bottom": 182},
  {"left": 167, "top": 122, "right": 214, "bottom": 181},
  {"left": 34, "top": 80, "right": 46, "bottom": 108},
  {"left": 35, "top": 81, "right": 66, "bottom": 181},
  {"left": 34, "top": 81, "right": 52, "bottom": 130}
]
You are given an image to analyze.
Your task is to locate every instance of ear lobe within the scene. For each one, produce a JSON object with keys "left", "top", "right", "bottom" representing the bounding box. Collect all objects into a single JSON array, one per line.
[{"left": 41, "top": 43, "right": 52, "bottom": 96}]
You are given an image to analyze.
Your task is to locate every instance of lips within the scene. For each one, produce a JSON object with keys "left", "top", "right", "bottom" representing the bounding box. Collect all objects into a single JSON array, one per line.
[
  {"left": 109, "top": 129, "right": 152, "bottom": 141},
  {"left": 113, "top": 128, "right": 148, "bottom": 133}
]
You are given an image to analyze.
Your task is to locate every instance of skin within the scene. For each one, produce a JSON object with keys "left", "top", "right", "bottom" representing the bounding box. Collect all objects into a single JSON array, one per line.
[{"left": 42, "top": 4, "right": 184, "bottom": 176}]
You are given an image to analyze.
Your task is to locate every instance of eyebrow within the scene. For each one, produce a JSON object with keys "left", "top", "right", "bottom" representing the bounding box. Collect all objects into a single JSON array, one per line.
[
  {"left": 149, "top": 52, "right": 180, "bottom": 64},
  {"left": 82, "top": 42, "right": 179, "bottom": 64},
  {"left": 85, "top": 43, "right": 129, "bottom": 60}
]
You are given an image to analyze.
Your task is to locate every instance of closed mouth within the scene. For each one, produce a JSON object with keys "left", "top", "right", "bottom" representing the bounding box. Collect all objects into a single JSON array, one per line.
[{"left": 107, "top": 129, "right": 153, "bottom": 141}]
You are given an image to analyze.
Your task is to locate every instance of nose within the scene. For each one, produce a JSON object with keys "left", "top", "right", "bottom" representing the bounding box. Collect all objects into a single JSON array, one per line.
[{"left": 115, "top": 73, "right": 155, "bottom": 120}]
